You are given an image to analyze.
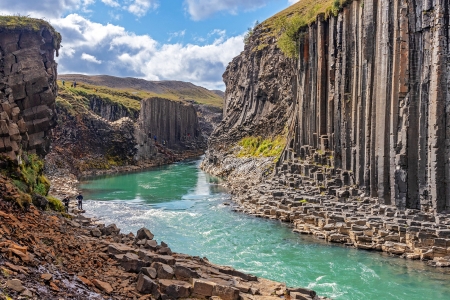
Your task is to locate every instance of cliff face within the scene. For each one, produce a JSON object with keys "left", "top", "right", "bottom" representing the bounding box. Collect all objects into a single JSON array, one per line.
[
  {"left": 208, "top": 28, "right": 296, "bottom": 150},
  {"left": 135, "top": 97, "right": 204, "bottom": 161},
  {"left": 89, "top": 97, "right": 139, "bottom": 122},
  {"left": 280, "top": 0, "right": 450, "bottom": 212},
  {"left": 0, "top": 24, "right": 59, "bottom": 160},
  {"left": 206, "top": 0, "right": 450, "bottom": 213}
]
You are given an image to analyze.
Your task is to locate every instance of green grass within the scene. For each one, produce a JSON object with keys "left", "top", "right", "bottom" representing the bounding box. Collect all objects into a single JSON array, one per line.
[
  {"left": 0, "top": 16, "right": 61, "bottom": 51},
  {"left": 237, "top": 136, "right": 286, "bottom": 158},
  {"left": 47, "top": 196, "right": 65, "bottom": 212},
  {"left": 58, "top": 80, "right": 223, "bottom": 109},
  {"left": 258, "top": 0, "right": 352, "bottom": 57}
]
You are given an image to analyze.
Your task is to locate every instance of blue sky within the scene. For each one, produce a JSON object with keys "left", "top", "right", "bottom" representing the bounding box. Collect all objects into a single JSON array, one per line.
[{"left": 0, "top": 0, "right": 299, "bottom": 90}]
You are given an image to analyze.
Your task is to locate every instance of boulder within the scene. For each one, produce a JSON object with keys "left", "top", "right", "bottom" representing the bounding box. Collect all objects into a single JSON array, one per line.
[
  {"left": 121, "top": 252, "right": 148, "bottom": 273},
  {"left": 212, "top": 284, "right": 240, "bottom": 300},
  {"left": 90, "top": 228, "right": 102, "bottom": 237},
  {"left": 145, "top": 239, "right": 158, "bottom": 250},
  {"left": 141, "top": 267, "right": 157, "bottom": 279},
  {"left": 153, "top": 255, "right": 176, "bottom": 265},
  {"left": 174, "top": 264, "right": 199, "bottom": 281},
  {"left": 6, "top": 279, "right": 25, "bottom": 293},
  {"left": 192, "top": 279, "right": 216, "bottom": 298},
  {"left": 287, "top": 287, "right": 316, "bottom": 298},
  {"left": 136, "top": 227, "right": 154, "bottom": 240},
  {"left": 92, "top": 279, "right": 113, "bottom": 294},
  {"left": 102, "top": 223, "right": 120, "bottom": 236},
  {"left": 157, "top": 246, "right": 173, "bottom": 255},
  {"left": 108, "top": 243, "right": 135, "bottom": 255},
  {"left": 151, "top": 261, "right": 174, "bottom": 279},
  {"left": 136, "top": 273, "right": 157, "bottom": 294},
  {"left": 159, "top": 279, "right": 192, "bottom": 299}
]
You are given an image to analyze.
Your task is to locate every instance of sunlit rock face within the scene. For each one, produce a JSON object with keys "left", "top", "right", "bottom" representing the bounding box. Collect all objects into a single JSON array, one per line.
[{"left": 0, "top": 24, "right": 59, "bottom": 160}]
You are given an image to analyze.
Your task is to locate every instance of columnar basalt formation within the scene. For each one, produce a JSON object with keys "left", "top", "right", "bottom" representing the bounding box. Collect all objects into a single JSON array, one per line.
[
  {"left": 89, "top": 96, "right": 139, "bottom": 122},
  {"left": 136, "top": 97, "right": 204, "bottom": 160},
  {"left": 278, "top": 0, "right": 450, "bottom": 213},
  {"left": 208, "top": 30, "right": 296, "bottom": 150},
  {"left": 0, "top": 21, "right": 59, "bottom": 160}
]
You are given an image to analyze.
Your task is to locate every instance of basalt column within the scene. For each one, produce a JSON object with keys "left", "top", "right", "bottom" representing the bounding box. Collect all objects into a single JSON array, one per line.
[
  {"left": 0, "top": 22, "right": 60, "bottom": 160},
  {"left": 283, "top": 0, "right": 450, "bottom": 212},
  {"left": 137, "top": 97, "right": 203, "bottom": 153}
]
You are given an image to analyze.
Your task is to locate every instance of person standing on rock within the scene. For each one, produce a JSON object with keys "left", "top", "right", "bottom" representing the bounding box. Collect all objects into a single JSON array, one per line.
[
  {"left": 76, "top": 192, "right": 83, "bottom": 210},
  {"left": 62, "top": 196, "right": 70, "bottom": 213}
]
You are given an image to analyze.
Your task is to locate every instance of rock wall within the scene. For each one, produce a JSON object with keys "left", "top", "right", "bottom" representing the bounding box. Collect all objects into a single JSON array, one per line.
[
  {"left": 279, "top": 0, "right": 450, "bottom": 212},
  {"left": 208, "top": 29, "right": 296, "bottom": 150},
  {"left": 0, "top": 25, "right": 59, "bottom": 160},
  {"left": 89, "top": 97, "right": 139, "bottom": 122},
  {"left": 136, "top": 97, "right": 204, "bottom": 161}
]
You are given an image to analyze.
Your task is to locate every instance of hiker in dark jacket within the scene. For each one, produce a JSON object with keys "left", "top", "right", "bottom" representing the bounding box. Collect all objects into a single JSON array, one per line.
[
  {"left": 76, "top": 192, "right": 83, "bottom": 210},
  {"left": 62, "top": 196, "right": 70, "bottom": 213}
]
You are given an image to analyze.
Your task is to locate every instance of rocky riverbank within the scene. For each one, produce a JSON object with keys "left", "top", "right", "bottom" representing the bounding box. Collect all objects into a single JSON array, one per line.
[
  {"left": 202, "top": 153, "right": 450, "bottom": 269},
  {"left": 0, "top": 198, "right": 327, "bottom": 300}
]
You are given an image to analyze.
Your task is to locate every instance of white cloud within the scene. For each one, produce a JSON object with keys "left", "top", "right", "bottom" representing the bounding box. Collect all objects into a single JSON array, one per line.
[
  {"left": 0, "top": 0, "right": 82, "bottom": 19},
  {"left": 102, "top": 0, "right": 120, "bottom": 7},
  {"left": 184, "top": 0, "right": 269, "bottom": 20},
  {"left": 81, "top": 53, "right": 102, "bottom": 64},
  {"left": 127, "top": 0, "right": 159, "bottom": 17},
  {"left": 287, "top": 0, "right": 299, "bottom": 4},
  {"left": 168, "top": 30, "right": 186, "bottom": 42},
  {"left": 53, "top": 14, "right": 243, "bottom": 89}
]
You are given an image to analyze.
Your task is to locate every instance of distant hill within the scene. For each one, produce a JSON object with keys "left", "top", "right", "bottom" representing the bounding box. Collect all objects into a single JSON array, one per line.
[{"left": 59, "top": 74, "right": 224, "bottom": 108}]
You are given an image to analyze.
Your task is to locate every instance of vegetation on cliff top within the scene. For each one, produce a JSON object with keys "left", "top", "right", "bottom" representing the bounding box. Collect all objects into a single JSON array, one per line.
[
  {"left": 57, "top": 80, "right": 223, "bottom": 115},
  {"left": 237, "top": 136, "right": 286, "bottom": 160},
  {"left": 0, "top": 16, "right": 62, "bottom": 50},
  {"left": 58, "top": 76, "right": 224, "bottom": 108},
  {"left": 260, "top": 0, "right": 351, "bottom": 57}
]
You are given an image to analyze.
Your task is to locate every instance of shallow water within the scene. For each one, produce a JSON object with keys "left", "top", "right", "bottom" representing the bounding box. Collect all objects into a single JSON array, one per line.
[{"left": 80, "top": 158, "right": 450, "bottom": 299}]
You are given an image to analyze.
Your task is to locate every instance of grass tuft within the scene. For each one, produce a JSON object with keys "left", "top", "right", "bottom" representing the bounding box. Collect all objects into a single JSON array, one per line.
[
  {"left": 260, "top": 0, "right": 353, "bottom": 57},
  {"left": 237, "top": 136, "right": 286, "bottom": 158}
]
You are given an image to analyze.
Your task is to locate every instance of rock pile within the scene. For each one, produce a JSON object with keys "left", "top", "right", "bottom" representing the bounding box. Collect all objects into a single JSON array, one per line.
[{"left": 0, "top": 200, "right": 326, "bottom": 300}]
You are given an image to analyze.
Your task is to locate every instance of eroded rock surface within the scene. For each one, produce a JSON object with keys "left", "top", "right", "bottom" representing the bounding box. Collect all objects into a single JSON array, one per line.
[
  {"left": 0, "top": 23, "right": 59, "bottom": 160},
  {"left": 0, "top": 201, "right": 327, "bottom": 300}
]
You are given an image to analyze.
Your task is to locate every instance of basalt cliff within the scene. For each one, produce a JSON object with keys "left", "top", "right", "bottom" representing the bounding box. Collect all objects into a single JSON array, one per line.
[
  {"left": 203, "top": 0, "right": 450, "bottom": 264},
  {"left": 0, "top": 18, "right": 59, "bottom": 160}
]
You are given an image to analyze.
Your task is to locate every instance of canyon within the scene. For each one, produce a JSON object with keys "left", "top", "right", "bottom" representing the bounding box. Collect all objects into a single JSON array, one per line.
[
  {"left": 2, "top": 0, "right": 450, "bottom": 298},
  {"left": 203, "top": 0, "right": 450, "bottom": 267}
]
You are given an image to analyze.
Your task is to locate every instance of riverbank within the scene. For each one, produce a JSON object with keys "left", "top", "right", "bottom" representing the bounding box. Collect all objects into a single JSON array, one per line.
[
  {"left": 0, "top": 197, "right": 326, "bottom": 300},
  {"left": 201, "top": 152, "right": 450, "bottom": 268},
  {"left": 46, "top": 150, "right": 204, "bottom": 199}
]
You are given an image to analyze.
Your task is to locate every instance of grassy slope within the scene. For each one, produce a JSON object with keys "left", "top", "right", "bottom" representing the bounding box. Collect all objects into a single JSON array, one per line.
[
  {"left": 56, "top": 79, "right": 224, "bottom": 116},
  {"left": 263, "top": 0, "right": 344, "bottom": 30},
  {"left": 59, "top": 75, "right": 224, "bottom": 108}
]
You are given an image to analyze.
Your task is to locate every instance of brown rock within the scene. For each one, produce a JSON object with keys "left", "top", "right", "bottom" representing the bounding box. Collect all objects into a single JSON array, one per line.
[
  {"left": 136, "top": 273, "right": 157, "bottom": 294},
  {"left": 136, "top": 227, "right": 154, "bottom": 240},
  {"left": 121, "top": 252, "right": 148, "bottom": 273},
  {"left": 159, "top": 279, "right": 192, "bottom": 298},
  {"left": 6, "top": 279, "right": 25, "bottom": 292},
  {"left": 192, "top": 279, "right": 216, "bottom": 298},
  {"left": 41, "top": 273, "right": 53, "bottom": 281},
  {"left": 92, "top": 279, "right": 113, "bottom": 294},
  {"left": 212, "top": 284, "right": 240, "bottom": 300}
]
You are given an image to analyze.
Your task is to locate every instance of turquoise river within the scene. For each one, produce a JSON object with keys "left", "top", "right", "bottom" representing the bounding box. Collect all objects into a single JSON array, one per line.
[{"left": 80, "top": 158, "right": 450, "bottom": 299}]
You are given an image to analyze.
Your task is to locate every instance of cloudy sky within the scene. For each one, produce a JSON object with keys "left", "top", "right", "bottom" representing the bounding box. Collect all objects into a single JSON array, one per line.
[{"left": 1, "top": 0, "right": 299, "bottom": 90}]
